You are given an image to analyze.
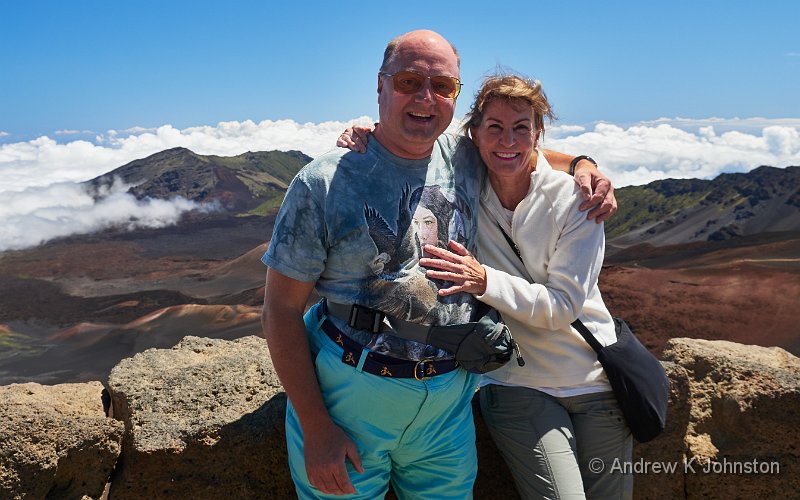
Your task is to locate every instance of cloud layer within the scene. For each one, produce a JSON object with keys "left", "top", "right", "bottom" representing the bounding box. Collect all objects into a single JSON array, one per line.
[
  {"left": 545, "top": 121, "right": 800, "bottom": 187},
  {"left": 1, "top": 116, "right": 798, "bottom": 251},
  {"left": 0, "top": 178, "right": 212, "bottom": 251},
  {"left": 0, "top": 117, "right": 375, "bottom": 193}
]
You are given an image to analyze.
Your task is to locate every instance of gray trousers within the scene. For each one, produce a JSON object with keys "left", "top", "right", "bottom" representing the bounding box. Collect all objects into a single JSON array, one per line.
[{"left": 480, "top": 385, "right": 633, "bottom": 500}]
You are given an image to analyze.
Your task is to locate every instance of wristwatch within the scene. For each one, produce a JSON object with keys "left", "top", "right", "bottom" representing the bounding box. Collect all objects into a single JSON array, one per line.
[{"left": 569, "top": 155, "right": 598, "bottom": 176}]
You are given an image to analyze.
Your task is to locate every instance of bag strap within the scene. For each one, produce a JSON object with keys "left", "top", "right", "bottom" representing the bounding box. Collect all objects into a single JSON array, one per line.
[
  {"left": 497, "top": 224, "right": 604, "bottom": 355},
  {"left": 568, "top": 313, "right": 604, "bottom": 354}
]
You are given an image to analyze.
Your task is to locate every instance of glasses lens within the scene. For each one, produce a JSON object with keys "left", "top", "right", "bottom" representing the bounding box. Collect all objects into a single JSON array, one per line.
[
  {"left": 391, "top": 72, "right": 424, "bottom": 94},
  {"left": 387, "top": 71, "right": 461, "bottom": 99},
  {"left": 430, "top": 76, "right": 460, "bottom": 98}
]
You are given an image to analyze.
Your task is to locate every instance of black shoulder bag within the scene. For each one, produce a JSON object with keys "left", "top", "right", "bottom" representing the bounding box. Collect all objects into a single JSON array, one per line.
[{"left": 499, "top": 225, "right": 669, "bottom": 442}]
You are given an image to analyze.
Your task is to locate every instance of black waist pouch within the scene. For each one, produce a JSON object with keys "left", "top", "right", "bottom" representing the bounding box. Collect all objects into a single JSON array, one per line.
[
  {"left": 426, "top": 307, "right": 524, "bottom": 374},
  {"left": 325, "top": 299, "right": 522, "bottom": 374}
]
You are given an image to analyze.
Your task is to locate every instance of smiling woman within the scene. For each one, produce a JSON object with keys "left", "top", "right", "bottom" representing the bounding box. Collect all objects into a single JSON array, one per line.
[
  {"left": 463, "top": 76, "right": 555, "bottom": 209},
  {"left": 419, "top": 73, "right": 634, "bottom": 499}
]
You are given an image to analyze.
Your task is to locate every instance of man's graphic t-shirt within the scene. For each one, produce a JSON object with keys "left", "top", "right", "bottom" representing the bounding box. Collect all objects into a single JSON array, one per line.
[{"left": 262, "top": 134, "right": 483, "bottom": 361}]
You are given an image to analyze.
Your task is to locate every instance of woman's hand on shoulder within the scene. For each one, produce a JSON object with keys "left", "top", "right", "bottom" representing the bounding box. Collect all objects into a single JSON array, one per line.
[
  {"left": 336, "top": 124, "right": 375, "bottom": 153},
  {"left": 419, "top": 240, "right": 487, "bottom": 296}
]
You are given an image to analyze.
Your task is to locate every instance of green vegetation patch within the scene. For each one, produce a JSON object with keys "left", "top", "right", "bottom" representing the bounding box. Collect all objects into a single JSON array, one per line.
[
  {"left": 605, "top": 181, "right": 709, "bottom": 238},
  {"left": 212, "top": 150, "right": 311, "bottom": 185},
  {"left": 245, "top": 192, "right": 288, "bottom": 217},
  {"left": 0, "top": 330, "right": 46, "bottom": 360}
]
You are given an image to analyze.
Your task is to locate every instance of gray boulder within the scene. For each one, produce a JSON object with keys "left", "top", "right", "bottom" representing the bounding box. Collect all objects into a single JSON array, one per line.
[
  {"left": 629, "top": 361, "right": 692, "bottom": 499},
  {"left": 660, "top": 338, "right": 800, "bottom": 499},
  {"left": 107, "top": 335, "right": 291, "bottom": 499},
  {"left": 0, "top": 381, "right": 123, "bottom": 500}
]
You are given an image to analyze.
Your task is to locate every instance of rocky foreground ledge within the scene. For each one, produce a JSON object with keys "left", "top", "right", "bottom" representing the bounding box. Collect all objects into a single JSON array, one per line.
[{"left": 1, "top": 336, "right": 798, "bottom": 499}]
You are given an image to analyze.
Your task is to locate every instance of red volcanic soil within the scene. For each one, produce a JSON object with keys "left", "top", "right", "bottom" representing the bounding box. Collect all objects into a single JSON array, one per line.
[
  {"left": 601, "top": 233, "right": 800, "bottom": 357},
  {"left": 599, "top": 264, "right": 800, "bottom": 357},
  {"left": 0, "top": 217, "right": 273, "bottom": 384},
  {"left": 0, "top": 304, "right": 263, "bottom": 385}
]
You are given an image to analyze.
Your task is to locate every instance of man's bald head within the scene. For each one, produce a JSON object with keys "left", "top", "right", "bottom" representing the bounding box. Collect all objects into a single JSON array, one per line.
[{"left": 379, "top": 30, "right": 460, "bottom": 73}]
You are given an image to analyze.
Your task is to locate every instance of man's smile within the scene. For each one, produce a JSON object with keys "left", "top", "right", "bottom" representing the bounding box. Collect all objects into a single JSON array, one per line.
[{"left": 407, "top": 111, "right": 434, "bottom": 122}]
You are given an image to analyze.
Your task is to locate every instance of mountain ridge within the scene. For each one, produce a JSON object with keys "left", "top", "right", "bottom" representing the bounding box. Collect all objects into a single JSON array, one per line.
[
  {"left": 86, "top": 146, "right": 311, "bottom": 213},
  {"left": 606, "top": 165, "right": 800, "bottom": 249},
  {"left": 88, "top": 148, "right": 800, "bottom": 249}
]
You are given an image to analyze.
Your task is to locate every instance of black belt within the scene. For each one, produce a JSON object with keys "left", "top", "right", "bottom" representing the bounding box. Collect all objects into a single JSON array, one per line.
[{"left": 318, "top": 302, "right": 458, "bottom": 380}]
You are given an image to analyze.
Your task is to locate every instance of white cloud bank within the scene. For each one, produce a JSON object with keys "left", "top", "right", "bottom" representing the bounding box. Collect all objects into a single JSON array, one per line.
[
  {"left": 544, "top": 121, "right": 800, "bottom": 187},
  {"left": 0, "top": 117, "right": 376, "bottom": 193},
  {"left": 0, "top": 178, "right": 212, "bottom": 251},
  {"left": 0, "top": 116, "right": 798, "bottom": 251}
]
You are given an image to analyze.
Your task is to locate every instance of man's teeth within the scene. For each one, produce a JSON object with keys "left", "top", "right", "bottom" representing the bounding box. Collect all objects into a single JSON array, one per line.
[
  {"left": 495, "top": 152, "right": 518, "bottom": 158},
  {"left": 409, "top": 112, "right": 432, "bottom": 118}
]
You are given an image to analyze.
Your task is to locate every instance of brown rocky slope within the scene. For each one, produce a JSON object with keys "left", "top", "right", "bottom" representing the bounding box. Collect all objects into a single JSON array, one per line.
[{"left": 2, "top": 229, "right": 798, "bottom": 385}]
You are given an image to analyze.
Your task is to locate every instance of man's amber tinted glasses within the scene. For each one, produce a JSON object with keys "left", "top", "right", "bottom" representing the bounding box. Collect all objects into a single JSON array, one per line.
[{"left": 381, "top": 70, "right": 463, "bottom": 99}]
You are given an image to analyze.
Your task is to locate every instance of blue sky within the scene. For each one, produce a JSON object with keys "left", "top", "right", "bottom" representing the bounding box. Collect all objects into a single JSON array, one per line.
[
  {"left": 2, "top": 1, "right": 800, "bottom": 250},
  {"left": 2, "top": 0, "right": 798, "bottom": 139}
]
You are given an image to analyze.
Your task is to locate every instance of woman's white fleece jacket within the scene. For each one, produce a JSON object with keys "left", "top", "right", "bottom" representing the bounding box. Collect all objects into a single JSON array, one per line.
[{"left": 476, "top": 152, "right": 617, "bottom": 391}]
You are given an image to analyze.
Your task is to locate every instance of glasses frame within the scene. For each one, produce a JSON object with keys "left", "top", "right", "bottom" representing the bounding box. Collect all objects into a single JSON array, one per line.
[{"left": 380, "top": 70, "right": 463, "bottom": 99}]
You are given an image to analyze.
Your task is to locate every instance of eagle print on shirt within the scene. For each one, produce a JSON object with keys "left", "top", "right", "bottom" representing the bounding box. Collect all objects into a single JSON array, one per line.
[{"left": 362, "top": 184, "right": 472, "bottom": 358}]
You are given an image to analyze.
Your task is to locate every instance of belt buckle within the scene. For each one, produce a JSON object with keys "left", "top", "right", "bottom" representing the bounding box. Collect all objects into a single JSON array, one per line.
[
  {"left": 349, "top": 304, "right": 385, "bottom": 333},
  {"left": 414, "top": 358, "right": 436, "bottom": 381}
]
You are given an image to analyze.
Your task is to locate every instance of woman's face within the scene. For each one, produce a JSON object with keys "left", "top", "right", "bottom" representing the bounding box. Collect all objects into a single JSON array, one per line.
[
  {"left": 413, "top": 205, "right": 439, "bottom": 253},
  {"left": 471, "top": 99, "right": 539, "bottom": 182}
]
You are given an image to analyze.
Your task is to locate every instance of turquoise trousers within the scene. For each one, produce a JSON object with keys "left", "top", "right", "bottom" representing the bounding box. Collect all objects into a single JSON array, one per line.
[{"left": 285, "top": 303, "right": 481, "bottom": 499}]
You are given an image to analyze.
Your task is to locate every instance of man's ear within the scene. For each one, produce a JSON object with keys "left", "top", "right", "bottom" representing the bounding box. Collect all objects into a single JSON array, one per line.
[{"left": 377, "top": 73, "right": 383, "bottom": 95}]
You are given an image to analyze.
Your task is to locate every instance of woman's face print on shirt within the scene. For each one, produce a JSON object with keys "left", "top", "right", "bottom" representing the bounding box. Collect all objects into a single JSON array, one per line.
[{"left": 362, "top": 184, "right": 471, "bottom": 326}]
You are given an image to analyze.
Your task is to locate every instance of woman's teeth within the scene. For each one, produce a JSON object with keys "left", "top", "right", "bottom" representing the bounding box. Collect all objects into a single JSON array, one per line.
[{"left": 494, "top": 152, "right": 518, "bottom": 159}]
